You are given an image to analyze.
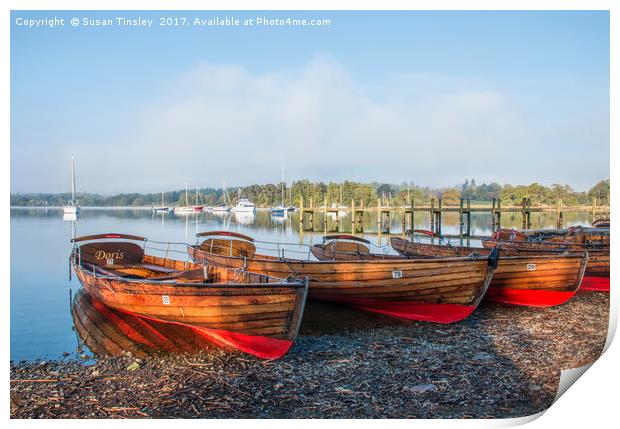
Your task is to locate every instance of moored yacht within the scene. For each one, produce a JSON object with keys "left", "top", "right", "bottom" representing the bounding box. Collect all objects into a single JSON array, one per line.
[
  {"left": 63, "top": 155, "right": 80, "bottom": 215},
  {"left": 232, "top": 197, "right": 256, "bottom": 213}
]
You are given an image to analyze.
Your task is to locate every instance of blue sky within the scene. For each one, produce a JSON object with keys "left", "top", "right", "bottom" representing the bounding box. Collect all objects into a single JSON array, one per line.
[{"left": 11, "top": 10, "right": 609, "bottom": 193}]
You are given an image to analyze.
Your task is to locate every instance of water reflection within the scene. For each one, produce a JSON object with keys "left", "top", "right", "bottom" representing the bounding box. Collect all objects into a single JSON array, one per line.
[
  {"left": 233, "top": 211, "right": 255, "bottom": 226},
  {"left": 71, "top": 289, "right": 217, "bottom": 359}
]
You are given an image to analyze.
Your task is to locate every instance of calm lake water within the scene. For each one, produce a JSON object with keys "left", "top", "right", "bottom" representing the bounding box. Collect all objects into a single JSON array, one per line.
[{"left": 10, "top": 207, "right": 596, "bottom": 362}]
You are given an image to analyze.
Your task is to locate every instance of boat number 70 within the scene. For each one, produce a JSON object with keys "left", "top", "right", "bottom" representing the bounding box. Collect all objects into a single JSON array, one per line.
[
  {"left": 392, "top": 270, "right": 403, "bottom": 279},
  {"left": 526, "top": 264, "right": 537, "bottom": 271},
  {"left": 162, "top": 295, "right": 170, "bottom": 305}
]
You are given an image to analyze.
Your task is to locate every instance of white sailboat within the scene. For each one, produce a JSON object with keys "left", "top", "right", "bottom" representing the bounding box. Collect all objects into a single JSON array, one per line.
[
  {"left": 271, "top": 166, "right": 287, "bottom": 217},
  {"left": 152, "top": 192, "right": 170, "bottom": 212},
  {"left": 63, "top": 156, "right": 80, "bottom": 215},
  {"left": 325, "top": 186, "right": 348, "bottom": 218},
  {"left": 193, "top": 187, "right": 205, "bottom": 212},
  {"left": 173, "top": 184, "right": 203, "bottom": 214},
  {"left": 212, "top": 181, "right": 232, "bottom": 213}
]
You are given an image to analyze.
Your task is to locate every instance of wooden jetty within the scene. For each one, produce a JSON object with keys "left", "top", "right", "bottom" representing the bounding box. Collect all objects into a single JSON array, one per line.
[{"left": 298, "top": 196, "right": 610, "bottom": 240}]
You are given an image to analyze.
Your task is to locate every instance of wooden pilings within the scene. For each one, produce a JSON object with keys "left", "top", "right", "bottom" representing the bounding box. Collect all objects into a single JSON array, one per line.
[
  {"left": 297, "top": 197, "right": 607, "bottom": 236},
  {"left": 459, "top": 198, "right": 472, "bottom": 239},
  {"left": 521, "top": 198, "right": 532, "bottom": 229},
  {"left": 430, "top": 198, "right": 442, "bottom": 234},
  {"left": 556, "top": 199, "right": 563, "bottom": 228},
  {"left": 491, "top": 198, "right": 501, "bottom": 232}
]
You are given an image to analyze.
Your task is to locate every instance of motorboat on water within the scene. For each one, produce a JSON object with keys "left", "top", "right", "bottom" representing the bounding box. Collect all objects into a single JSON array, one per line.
[{"left": 232, "top": 198, "right": 256, "bottom": 213}]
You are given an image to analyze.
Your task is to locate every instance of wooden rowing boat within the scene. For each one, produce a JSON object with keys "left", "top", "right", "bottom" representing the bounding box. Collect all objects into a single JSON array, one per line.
[
  {"left": 70, "top": 233, "right": 308, "bottom": 359},
  {"left": 72, "top": 289, "right": 219, "bottom": 358},
  {"left": 495, "top": 226, "right": 610, "bottom": 246},
  {"left": 388, "top": 236, "right": 587, "bottom": 307},
  {"left": 592, "top": 219, "right": 610, "bottom": 228},
  {"left": 188, "top": 231, "right": 500, "bottom": 324},
  {"left": 480, "top": 229, "right": 609, "bottom": 292}
]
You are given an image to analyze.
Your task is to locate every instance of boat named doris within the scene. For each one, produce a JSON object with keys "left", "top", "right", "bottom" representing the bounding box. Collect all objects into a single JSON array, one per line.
[
  {"left": 188, "top": 231, "right": 500, "bottom": 324},
  {"left": 70, "top": 233, "right": 308, "bottom": 359}
]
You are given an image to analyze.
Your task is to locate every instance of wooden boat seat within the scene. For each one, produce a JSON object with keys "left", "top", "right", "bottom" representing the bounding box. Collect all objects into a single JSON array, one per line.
[
  {"left": 325, "top": 241, "right": 370, "bottom": 255},
  {"left": 137, "top": 264, "right": 178, "bottom": 274},
  {"left": 199, "top": 238, "right": 256, "bottom": 258},
  {"left": 81, "top": 260, "right": 206, "bottom": 283},
  {"left": 79, "top": 261, "right": 146, "bottom": 279}
]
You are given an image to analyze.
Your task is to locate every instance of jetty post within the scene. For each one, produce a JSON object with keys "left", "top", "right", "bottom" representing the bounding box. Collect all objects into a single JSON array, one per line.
[
  {"left": 299, "top": 196, "right": 304, "bottom": 234},
  {"left": 435, "top": 198, "right": 443, "bottom": 235},
  {"left": 376, "top": 199, "right": 381, "bottom": 232},
  {"left": 556, "top": 199, "right": 563, "bottom": 228},
  {"left": 430, "top": 198, "right": 435, "bottom": 233},
  {"left": 351, "top": 199, "right": 356, "bottom": 234},
  {"left": 323, "top": 197, "right": 328, "bottom": 233},
  {"left": 466, "top": 198, "right": 471, "bottom": 237},
  {"left": 410, "top": 197, "right": 415, "bottom": 235},
  {"left": 497, "top": 199, "right": 501, "bottom": 229},
  {"left": 491, "top": 198, "right": 496, "bottom": 232},
  {"left": 521, "top": 198, "right": 532, "bottom": 229},
  {"left": 358, "top": 199, "right": 365, "bottom": 233},
  {"left": 401, "top": 199, "right": 407, "bottom": 237},
  {"left": 459, "top": 198, "right": 464, "bottom": 240}
]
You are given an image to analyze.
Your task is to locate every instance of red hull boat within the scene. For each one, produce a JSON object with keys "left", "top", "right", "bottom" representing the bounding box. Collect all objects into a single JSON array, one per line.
[
  {"left": 481, "top": 228, "right": 609, "bottom": 293},
  {"left": 188, "top": 231, "right": 500, "bottom": 324},
  {"left": 307, "top": 234, "right": 586, "bottom": 308},
  {"left": 70, "top": 233, "right": 308, "bottom": 359}
]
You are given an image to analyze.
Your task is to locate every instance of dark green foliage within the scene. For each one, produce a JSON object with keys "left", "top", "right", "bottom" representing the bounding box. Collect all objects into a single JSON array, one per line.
[{"left": 10, "top": 179, "right": 609, "bottom": 207}]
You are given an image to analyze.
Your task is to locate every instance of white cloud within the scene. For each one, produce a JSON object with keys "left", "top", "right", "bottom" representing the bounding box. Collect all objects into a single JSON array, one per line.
[
  {"left": 13, "top": 55, "right": 608, "bottom": 193},
  {"left": 99, "top": 55, "right": 538, "bottom": 193}
]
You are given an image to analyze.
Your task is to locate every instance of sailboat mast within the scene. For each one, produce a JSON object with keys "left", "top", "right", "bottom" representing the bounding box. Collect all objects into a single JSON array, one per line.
[
  {"left": 222, "top": 181, "right": 231, "bottom": 206},
  {"left": 281, "top": 165, "right": 285, "bottom": 207},
  {"left": 71, "top": 155, "right": 76, "bottom": 204},
  {"left": 185, "top": 184, "right": 189, "bottom": 206},
  {"left": 162, "top": 191, "right": 165, "bottom": 206}
]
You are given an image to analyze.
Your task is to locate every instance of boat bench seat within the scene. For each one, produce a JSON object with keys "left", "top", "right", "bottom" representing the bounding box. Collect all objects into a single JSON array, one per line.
[{"left": 137, "top": 264, "right": 178, "bottom": 274}]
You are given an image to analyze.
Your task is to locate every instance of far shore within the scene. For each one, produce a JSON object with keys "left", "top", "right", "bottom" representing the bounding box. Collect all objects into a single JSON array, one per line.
[
  {"left": 11, "top": 206, "right": 155, "bottom": 210},
  {"left": 10, "top": 204, "right": 610, "bottom": 211}
]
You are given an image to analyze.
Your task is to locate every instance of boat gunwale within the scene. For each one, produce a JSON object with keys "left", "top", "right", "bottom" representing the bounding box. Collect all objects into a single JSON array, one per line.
[
  {"left": 480, "top": 238, "right": 609, "bottom": 253},
  {"left": 389, "top": 237, "right": 590, "bottom": 263},
  {"left": 72, "top": 260, "right": 306, "bottom": 290},
  {"left": 189, "top": 243, "right": 493, "bottom": 266},
  {"left": 70, "top": 235, "right": 306, "bottom": 290}
]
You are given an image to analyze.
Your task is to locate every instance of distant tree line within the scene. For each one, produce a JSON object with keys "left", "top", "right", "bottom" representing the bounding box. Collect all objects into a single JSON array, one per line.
[{"left": 10, "top": 178, "right": 610, "bottom": 208}]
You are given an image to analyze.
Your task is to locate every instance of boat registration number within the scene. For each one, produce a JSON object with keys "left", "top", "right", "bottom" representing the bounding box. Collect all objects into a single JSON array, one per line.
[
  {"left": 526, "top": 264, "right": 537, "bottom": 271},
  {"left": 106, "top": 258, "right": 114, "bottom": 265},
  {"left": 162, "top": 295, "right": 170, "bottom": 305},
  {"left": 392, "top": 270, "right": 403, "bottom": 279}
]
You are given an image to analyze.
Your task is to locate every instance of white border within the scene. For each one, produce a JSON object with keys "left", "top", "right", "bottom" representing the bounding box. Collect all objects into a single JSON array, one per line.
[{"left": 4, "top": 1, "right": 616, "bottom": 427}]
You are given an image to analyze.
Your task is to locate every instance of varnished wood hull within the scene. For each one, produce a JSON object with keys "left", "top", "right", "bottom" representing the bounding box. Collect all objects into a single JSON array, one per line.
[
  {"left": 480, "top": 239, "right": 609, "bottom": 292},
  {"left": 189, "top": 246, "right": 497, "bottom": 324},
  {"left": 72, "top": 254, "right": 307, "bottom": 359},
  {"left": 389, "top": 238, "right": 587, "bottom": 307}
]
